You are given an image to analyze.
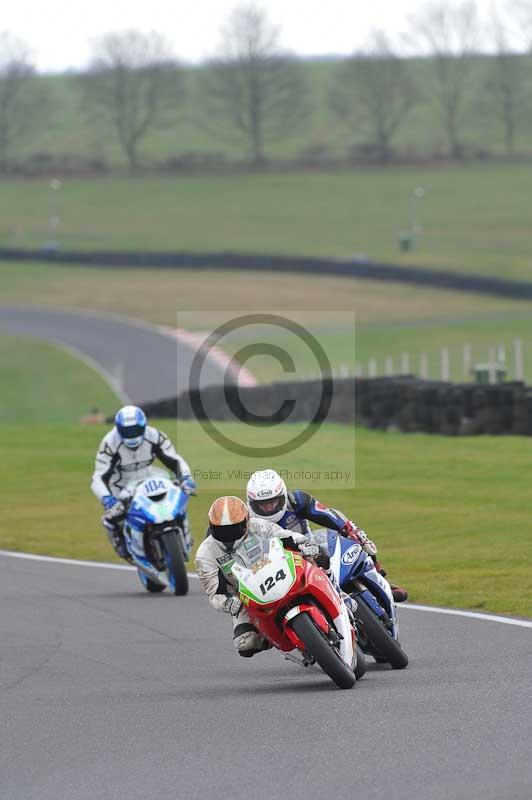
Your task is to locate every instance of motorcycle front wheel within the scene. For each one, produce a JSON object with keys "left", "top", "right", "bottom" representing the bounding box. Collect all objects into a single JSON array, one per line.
[
  {"left": 161, "top": 531, "right": 189, "bottom": 596},
  {"left": 355, "top": 599, "right": 408, "bottom": 669},
  {"left": 290, "top": 612, "right": 356, "bottom": 690},
  {"left": 354, "top": 645, "right": 367, "bottom": 679}
]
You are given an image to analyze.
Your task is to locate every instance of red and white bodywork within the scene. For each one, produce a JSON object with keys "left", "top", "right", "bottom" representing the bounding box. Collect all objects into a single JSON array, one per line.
[{"left": 231, "top": 536, "right": 356, "bottom": 671}]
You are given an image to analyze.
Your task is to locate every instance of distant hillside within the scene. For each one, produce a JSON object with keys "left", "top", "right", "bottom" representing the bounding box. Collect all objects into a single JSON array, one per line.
[{"left": 11, "top": 55, "right": 532, "bottom": 171}]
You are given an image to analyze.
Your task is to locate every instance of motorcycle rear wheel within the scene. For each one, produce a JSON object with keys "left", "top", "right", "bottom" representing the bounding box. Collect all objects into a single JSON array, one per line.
[
  {"left": 161, "top": 531, "right": 189, "bottom": 596},
  {"left": 290, "top": 612, "right": 356, "bottom": 689},
  {"left": 355, "top": 599, "right": 408, "bottom": 669}
]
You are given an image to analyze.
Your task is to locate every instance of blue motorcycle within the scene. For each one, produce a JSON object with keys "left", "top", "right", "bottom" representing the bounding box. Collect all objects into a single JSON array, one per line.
[
  {"left": 322, "top": 531, "right": 408, "bottom": 669},
  {"left": 122, "top": 470, "right": 193, "bottom": 596}
]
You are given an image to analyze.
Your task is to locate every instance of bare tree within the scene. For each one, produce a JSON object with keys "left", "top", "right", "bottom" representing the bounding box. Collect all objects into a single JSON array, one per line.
[
  {"left": 409, "top": 1, "right": 480, "bottom": 157},
  {"left": 484, "top": 6, "right": 529, "bottom": 154},
  {"left": 82, "top": 30, "right": 183, "bottom": 170},
  {"left": 513, "top": 0, "right": 532, "bottom": 45},
  {"left": 0, "top": 32, "right": 44, "bottom": 171},
  {"left": 196, "top": 3, "right": 311, "bottom": 163},
  {"left": 329, "top": 31, "right": 419, "bottom": 163}
]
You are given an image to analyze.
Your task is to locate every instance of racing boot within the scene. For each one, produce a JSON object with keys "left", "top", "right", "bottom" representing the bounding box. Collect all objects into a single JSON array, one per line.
[
  {"left": 390, "top": 584, "right": 408, "bottom": 603},
  {"left": 374, "top": 559, "right": 408, "bottom": 603},
  {"left": 234, "top": 627, "right": 272, "bottom": 658},
  {"left": 103, "top": 519, "right": 130, "bottom": 561}
]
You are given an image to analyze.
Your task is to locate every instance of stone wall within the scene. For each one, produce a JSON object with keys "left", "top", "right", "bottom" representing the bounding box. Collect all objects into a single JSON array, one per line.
[
  {"left": 355, "top": 377, "right": 532, "bottom": 435},
  {"left": 142, "top": 376, "right": 532, "bottom": 436}
]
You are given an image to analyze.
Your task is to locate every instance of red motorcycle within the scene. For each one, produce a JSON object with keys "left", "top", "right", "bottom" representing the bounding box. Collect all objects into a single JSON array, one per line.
[{"left": 231, "top": 535, "right": 358, "bottom": 689}]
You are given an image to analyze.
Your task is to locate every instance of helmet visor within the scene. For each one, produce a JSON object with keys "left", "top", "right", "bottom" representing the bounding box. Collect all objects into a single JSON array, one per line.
[
  {"left": 211, "top": 521, "right": 247, "bottom": 546},
  {"left": 250, "top": 494, "right": 285, "bottom": 517},
  {"left": 117, "top": 423, "right": 145, "bottom": 440}
]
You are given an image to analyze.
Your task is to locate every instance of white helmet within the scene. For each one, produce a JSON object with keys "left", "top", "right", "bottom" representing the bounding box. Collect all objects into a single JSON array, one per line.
[
  {"left": 115, "top": 405, "right": 147, "bottom": 449},
  {"left": 246, "top": 469, "right": 287, "bottom": 523}
]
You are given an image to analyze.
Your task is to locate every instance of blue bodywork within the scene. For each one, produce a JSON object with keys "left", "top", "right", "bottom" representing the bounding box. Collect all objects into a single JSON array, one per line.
[
  {"left": 324, "top": 530, "right": 400, "bottom": 643},
  {"left": 123, "top": 477, "right": 191, "bottom": 591}
]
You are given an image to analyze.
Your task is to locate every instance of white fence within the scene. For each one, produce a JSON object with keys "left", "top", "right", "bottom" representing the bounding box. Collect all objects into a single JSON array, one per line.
[{"left": 350, "top": 339, "right": 525, "bottom": 384}]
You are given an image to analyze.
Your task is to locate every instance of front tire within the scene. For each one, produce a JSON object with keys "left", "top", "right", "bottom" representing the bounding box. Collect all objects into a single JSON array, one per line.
[
  {"left": 161, "top": 531, "right": 189, "bottom": 596},
  {"left": 290, "top": 612, "right": 356, "bottom": 689},
  {"left": 354, "top": 645, "right": 367, "bottom": 679},
  {"left": 355, "top": 599, "right": 408, "bottom": 669}
]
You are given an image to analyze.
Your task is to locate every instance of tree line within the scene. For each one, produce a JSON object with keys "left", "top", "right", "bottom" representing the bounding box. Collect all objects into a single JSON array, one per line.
[{"left": 3, "top": 0, "right": 532, "bottom": 171}]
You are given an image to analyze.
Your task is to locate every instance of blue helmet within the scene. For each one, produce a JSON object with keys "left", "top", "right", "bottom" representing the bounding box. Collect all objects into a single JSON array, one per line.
[{"left": 114, "top": 405, "right": 147, "bottom": 449}]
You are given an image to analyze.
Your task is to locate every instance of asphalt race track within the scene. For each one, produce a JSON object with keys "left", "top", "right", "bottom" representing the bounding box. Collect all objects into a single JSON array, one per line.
[
  {"left": 1, "top": 553, "right": 531, "bottom": 800},
  {"left": 0, "top": 307, "right": 227, "bottom": 404}
]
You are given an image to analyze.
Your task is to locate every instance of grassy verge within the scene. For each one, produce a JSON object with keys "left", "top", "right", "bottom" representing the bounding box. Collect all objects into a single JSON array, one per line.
[
  {"left": 1, "top": 420, "right": 531, "bottom": 618},
  {"left": 1, "top": 163, "right": 532, "bottom": 276},
  {"left": 1, "top": 262, "right": 527, "bottom": 328},
  {"left": 0, "top": 332, "right": 120, "bottom": 422}
]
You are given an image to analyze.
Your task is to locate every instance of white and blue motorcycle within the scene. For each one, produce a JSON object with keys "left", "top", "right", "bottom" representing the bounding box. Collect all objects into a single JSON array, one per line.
[
  {"left": 315, "top": 530, "right": 408, "bottom": 669},
  {"left": 121, "top": 469, "right": 194, "bottom": 596}
]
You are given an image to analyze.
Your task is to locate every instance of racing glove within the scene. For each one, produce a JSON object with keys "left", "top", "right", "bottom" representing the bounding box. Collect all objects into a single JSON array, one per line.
[
  {"left": 298, "top": 542, "right": 320, "bottom": 559},
  {"left": 175, "top": 476, "right": 197, "bottom": 495},
  {"left": 118, "top": 488, "right": 133, "bottom": 504},
  {"left": 104, "top": 500, "right": 126, "bottom": 520},
  {"left": 102, "top": 495, "right": 118, "bottom": 510},
  {"left": 223, "top": 596, "right": 243, "bottom": 616},
  {"left": 340, "top": 521, "right": 377, "bottom": 556}
]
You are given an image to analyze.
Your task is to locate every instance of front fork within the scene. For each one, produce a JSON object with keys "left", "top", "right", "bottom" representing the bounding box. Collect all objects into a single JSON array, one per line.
[
  {"left": 284, "top": 602, "right": 356, "bottom": 669},
  {"left": 352, "top": 574, "right": 399, "bottom": 638},
  {"left": 181, "top": 515, "right": 194, "bottom": 559}
]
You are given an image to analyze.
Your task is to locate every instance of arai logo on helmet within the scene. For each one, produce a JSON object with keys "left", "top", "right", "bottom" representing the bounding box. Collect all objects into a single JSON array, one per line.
[
  {"left": 257, "top": 489, "right": 273, "bottom": 498},
  {"left": 341, "top": 543, "right": 362, "bottom": 565}
]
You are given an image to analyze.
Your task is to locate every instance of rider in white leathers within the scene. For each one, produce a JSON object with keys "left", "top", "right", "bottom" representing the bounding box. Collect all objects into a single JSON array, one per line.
[
  {"left": 91, "top": 405, "right": 195, "bottom": 558},
  {"left": 195, "top": 496, "right": 324, "bottom": 657}
]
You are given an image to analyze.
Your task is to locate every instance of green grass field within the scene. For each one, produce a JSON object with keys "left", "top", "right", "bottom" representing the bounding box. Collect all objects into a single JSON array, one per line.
[
  {"left": 2, "top": 420, "right": 531, "bottom": 618},
  {"left": 1, "top": 162, "right": 532, "bottom": 277},
  {"left": 2, "top": 261, "right": 527, "bottom": 326},
  {"left": 0, "top": 332, "right": 120, "bottom": 422}
]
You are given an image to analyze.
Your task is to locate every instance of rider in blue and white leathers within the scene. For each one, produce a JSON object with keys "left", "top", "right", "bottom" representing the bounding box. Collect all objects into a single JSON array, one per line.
[
  {"left": 246, "top": 469, "right": 408, "bottom": 602},
  {"left": 91, "top": 405, "right": 196, "bottom": 558}
]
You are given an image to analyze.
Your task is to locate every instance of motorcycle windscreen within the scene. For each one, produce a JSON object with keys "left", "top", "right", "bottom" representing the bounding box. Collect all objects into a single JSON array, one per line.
[
  {"left": 123, "top": 466, "right": 171, "bottom": 495},
  {"left": 232, "top": 536, "right": 296, "bottom": 605}
]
